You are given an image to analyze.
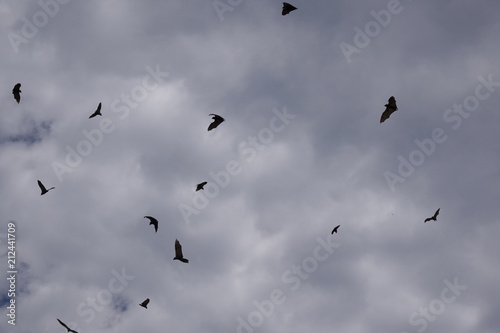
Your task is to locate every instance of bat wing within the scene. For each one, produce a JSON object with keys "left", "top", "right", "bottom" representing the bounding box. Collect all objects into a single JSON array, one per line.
[
  {"left": 57, "top": 319, "right": 70, "bottom": 331},
  {"left": 144, "top": 216, "right": 158, "bottom": 232},
  {"left": 380, "top": 96, "right": 398, "bottom": 123},
  {"left": 433, "top": 208, "right": 440, "bottom": 219},
  {"left": 175, "top": 239, "right": 184, "bottom": 258},
  {"left": 331, "top": 225, "right": 340, "bottom": 234},
  {"left": 38, "top": 180, "right": 47, "bottom": 193},
  {"left": 89, "top": 103, "right": 102, "bottom": 118},
  {"left": 196, "top": 182, "right": 207, "bottom": 191},
  {"left": 140, "top": 298, "right": 150, "bottom": 308},
  {"left": 12, "top": 83, "right": 21, "bottom": 103},
  {"left": 424, "top": 217, "right": 431, "bottom": 223},
  {"left": 208, "top": 114, "right": 224, "bottom": 131},
  {"left": 282, "top": 2, "right": 297, "bottom": 15}
]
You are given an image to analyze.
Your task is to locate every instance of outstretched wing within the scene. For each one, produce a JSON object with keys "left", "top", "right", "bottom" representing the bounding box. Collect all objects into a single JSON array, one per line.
[
  {"left": 424, "top": 217, "right": 432, "bottom": 223},
  {"left": 140, "top": 298, "right": 150, "bottom": 308},
  {"left": 57, "top": 319, "right": 70, "bottom": 330},
  {"left": 144, "top": 216, "right": 158, "bottom": 232},
  {"left": 89, "top": 102, "right": 102, "bottom": 118},
  {"left": 433, "top": 208, "right": 440, "bottom": 219},
  {"left": 208, "top": 114, "right": 224, "bottom": 131},
  {"left": 37, "top": 180, "right": 47, "bottom": 193},
  {"left": 331, "top": 225, "right": 340, "bottom": 234},
  {"left": 175, "top": 239, "right": 184, "bottom": 258},
  {"left": 282, "top": 2, "right": 297, "bottom": 15},
  {"left": 196, "top": 181, "right": 207, "bottom": 191},
  {"left": 12, "top": 83, "right": 21, "bottom": 103},
  {"left": 380, "top": 96, "right": 398, "bottom": 123}
]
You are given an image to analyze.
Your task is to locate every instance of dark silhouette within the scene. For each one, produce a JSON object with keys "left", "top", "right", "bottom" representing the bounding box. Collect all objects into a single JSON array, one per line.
[
  {"left": 282, "top": 2, "right": 297, "bottom": 15},
  {"left": 208, "top": 114, "right": 224, "bottom": 131},
  {"left": 174, "top": 239, "right": 189, "bottom": 263},
  {"left": 380, "top": 96, "right": 398, "bottom": 123},
  {"left": 424, "top": 208, "right": 440, "bottom": 223},
  {"left": 144, "top": 216, "right": 158, "bottom": 232},
  {"left": 37, "top": 180, "right": 55, "bottom": 195},
  {"left": 139, "top": 298, "right": 150, "bottom": 308},
  {"left": 331, "top": 225, "right": 340, "bottom": 234},
  {"left": 57, "top": 319, "right": 78, "bottom": 333},
  {"left": 89, "top": 102, "right": 102, "bottom": 118},
  {"left": 196, "top": 182, "right": 207, "bottom": 191},
  {"left": 12, "top": 83, "right": 21, "bottom": 103}
]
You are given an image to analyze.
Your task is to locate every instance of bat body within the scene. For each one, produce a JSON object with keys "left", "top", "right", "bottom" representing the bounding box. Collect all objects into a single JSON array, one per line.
[
  {"left": 57, "top": 319, "right": 78, "bottom": 333},
  {"left": 282, "top": 2, "right": 297, "bottom": 15},
  {"left": 380, "top": 96, "right": 398, "bottom": 123},
  {"left": 331, "top": 225, "right": 340, "bottom": 234},
  {"left": 196, "top": 182, "right": 207, "bottom": 191},
  {"left": 12, "top": 83, "right": 21, "bottom": 103},
  {"left": 208, "top": 114, "right": 224, "bottom": 131},
  {"left": 89, "top": 102, "right": 102, "bottom": 118},
  {"left": 144, "top": 216, "right": 158, "bottom": 232},
  {"left": 174, "top": 239, "right": 189, "bottom": 263},
  {"left": 139, "top": 298, "right": 150, "bottom": 308},
  {"left": 38, "top": 180, "right": 55, "bottom": 195},
  {"left": 424, "top": 208, "right": 440, "bottom": 223}
]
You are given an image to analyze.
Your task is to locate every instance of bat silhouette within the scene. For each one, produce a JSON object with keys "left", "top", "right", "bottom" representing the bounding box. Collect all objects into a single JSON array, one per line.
[
  {"left": 57, "top": 319, "right": 78, "bottom": 333},
  {"left": 424, "top": 208, "right": 440, "bottom": 223},
  {"left": 174, "top": 239, "right": 189, "bottom": 263},
  {"left": 282, "top": 2, "right": 297, "bottom": 15},
  {"left": 196, "top": 182, "right": 207, "bottom": 191},
  {"left": 37, "top": 180, "right": 55, "bottom": 195},
  {"left": 12, "top": 83, "right": 21, "bottom": 103},
  {"left": 139, "top": 298, "right": 150, "bottom": 308},
  {"left": 144, "top": 216, "right": 158, "bottom": 232},
  {"left": 380, "top": 96, "right": 398, "bottom": 123},
  {"left": 208, "top": 114, "right": 224, "bottom": 131},
  {"left": 89, "top": 102, "right": 102, "bottom": 118},
  {"left": 331, "top": 225, "right": 340, "bottom": 234}
]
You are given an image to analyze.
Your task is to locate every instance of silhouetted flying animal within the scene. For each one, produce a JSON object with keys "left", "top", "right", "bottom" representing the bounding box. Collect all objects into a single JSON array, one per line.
[
  {"left": 139, "top": 298, "right": 150, "bottom": 308},
  {"left": 174, "top": 239, "right": 189, "bottom": 263},
  {"left": 424, "top": 208, "right": 440, "bottom": 223},
  {"left": 380, "top": 96, "right": 398, "bottom": 123},
  {"left": 282, "top": 2, "right": 297, "bottom": 15},
  {"left": 38, "top": 180, "right": 55, "bottom": 195},
  {"left": 57, "top": 319, "right": 78, "bottom": 333},
  {"left": 12, "top": 83, "right": 21, "bottom": 103},
  {"left": 331, "top": 225, "right": 340, "bottom": 234},
  {"left": 196, "top": 182, "right": 207, "bottom": 191},
  {"left": 208, "top": 114, "right": 224, "bottom": 131},
  {"left": 144, "top": 216, "right": 158, "bottom": 232},
  {"left": 89, "top": 102, "right": 102, "bottom": 118}
]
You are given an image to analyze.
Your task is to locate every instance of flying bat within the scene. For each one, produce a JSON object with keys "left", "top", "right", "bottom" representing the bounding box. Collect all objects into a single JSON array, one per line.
[
  {"left": 57, "top": 319, "right": 78, "bottom": 333},
  {"left": 331, "top": 225, "right": 340, "bottom": 234},
  {"left": 173, "top": 239, "right": 189, "bottom": 263},
  {"left": 139, "top": 298, "right": 150, "bottom": 308},
  {"left": 208, "top": 114, "right": 224, "bottom": 131},
  {"left": 424, "top": 208, "right": 440, "bottom": 223},
  {"left": 380, "top": 96, "right": 398, "bottom": 123},
  {"left": 12, "top": 83, "right": 21, "bottom": 103},
  {"left": 196, "top": 182, "right": 207, "bottom": 191},
  {"left": 89, "top": 102, "right": 102, "bottom": 118},
  {"left": 282, "top": 2, "right": 297, "bottom": 15},
  {"left": 37, "top": 180, "right": 55, "bottom": 195},
  {"left": 144, "top": 216, "right": 158, "bottom": 232}
]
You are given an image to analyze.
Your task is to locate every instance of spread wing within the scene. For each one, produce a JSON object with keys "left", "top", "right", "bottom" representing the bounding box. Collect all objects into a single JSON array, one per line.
[
  {"left": 175, "top": 239, "right": 184, "bottom": 258},
  {"left": 144, "top": 216, "right": 158, "bottom": 232},
  {"left": 89, "top": 102, "right": 102, "bottom": 118},
  {"left": 37, "top": 180, "right": 47, "bottom": 193},
  {"left": 433, "top": 208, "right": 440, "bottom": 219},
  {"left": 196, "top": 182, "right": 207, "bottom": 191},
  {"left": 282, "top": 2, "right": 297, "bottom": 15},
  {"left": 12, "top": 83, "right": 21, "bottom": 103},
  {"left": 424, "top": 217, "right": 432, "bottom": 223},
  {"left": 208, "top": 114, "right": 224, "bottom": 131},
  {"left": 57, "top": 319, "right": 70, "bottom": 330},
  {"left": 380, "top": 96, "right": 398, "bottom": 123},
  {"left": 140, "top": 298, "right": 150, "bottom": 308},
  {"left": 331, "top": 225, "right": 340, "bottom": 234}
]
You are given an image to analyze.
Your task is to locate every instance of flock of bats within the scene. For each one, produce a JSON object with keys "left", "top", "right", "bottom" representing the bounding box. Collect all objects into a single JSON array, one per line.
[{"left": 10, "top": 4, "right": 442, "bottom": 330}]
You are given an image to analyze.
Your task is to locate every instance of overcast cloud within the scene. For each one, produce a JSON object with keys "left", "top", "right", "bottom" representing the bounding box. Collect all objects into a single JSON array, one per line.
[{"left": 1, "top": 1, "right": 500, "bottom": 333}]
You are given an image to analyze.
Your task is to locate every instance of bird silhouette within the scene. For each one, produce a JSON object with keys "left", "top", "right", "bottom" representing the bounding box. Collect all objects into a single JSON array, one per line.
[
  {"left": 282, "top": 2, "right": 297, "bottom": 15},
  {"left": 144, "top": 216, "right": 158, "bottom": 232},
  {"left": 331, "top": 225, "right": 340, "bottom": 234},
  {"left": 139, "top": 298, "right": 150, "bottom": 308},
  {"left": 424, "top": 208, "right": 440, "bottom": 223},
  {"left": 12, "top": 83, "right": 21, "bottom": 103},
  {"left": 57, "top": 319, "right": 78, "bottom": 333},
  {"left": 196, "top": 182, "right": 207, "bottom": 191},
  {"left": 89, "top": 102, "right": 102, "bottom": 118},
  {"left": 380, "top": 96, "right": 398, "bottom": 123},
  {"left": 174, "top": 239, "right": 189, "bottom": 263},
  {"left": 37, "top": 180, "right": 55, "bottom": 195},
  {"left": 208, "top": 114, "right": 224, "bottom": 131}
]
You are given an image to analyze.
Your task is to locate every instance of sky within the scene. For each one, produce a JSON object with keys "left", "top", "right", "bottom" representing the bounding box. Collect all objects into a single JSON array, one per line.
[{"left": 1, "top": 1, "right": 500, "bottom": 333}]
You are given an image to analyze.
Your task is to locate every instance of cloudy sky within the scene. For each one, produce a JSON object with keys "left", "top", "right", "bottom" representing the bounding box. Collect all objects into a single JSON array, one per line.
[{"left": 1, "top": 1, "right": 500, "bottom": 333}]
